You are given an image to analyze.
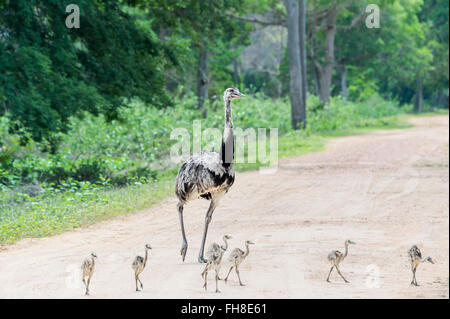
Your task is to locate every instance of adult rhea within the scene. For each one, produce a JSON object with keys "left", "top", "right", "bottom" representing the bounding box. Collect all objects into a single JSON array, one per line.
[{"left": 175, "top": 87, "right": 244, "bottom": 263}]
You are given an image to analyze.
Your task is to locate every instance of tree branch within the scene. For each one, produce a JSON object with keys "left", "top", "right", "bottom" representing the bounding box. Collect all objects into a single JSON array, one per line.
[{"left": 226, "top": 13, "right": 285, "bottom": 26}]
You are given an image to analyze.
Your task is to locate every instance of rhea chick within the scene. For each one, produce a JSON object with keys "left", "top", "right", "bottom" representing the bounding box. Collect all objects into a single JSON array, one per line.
[
  {"left": 224, "top": 240, "right": 255, "bottom": 286},
  {"left": 326, "top": 239, "right": 356, "bottom": 283},
  {"left": 81, "top": 252, "right": 97, "bottom": 295},
  {"left": 408, "top": 245, "right": 434, "bottom": 286},
  {"left": 202, "top": 247, "right": 227, "bottom": 293},
  {"left": 132, "top": 244, "right": 152, "bottom": 291},
  {"left": 205, "top": 234, "right": 232, "bottom": 261}
]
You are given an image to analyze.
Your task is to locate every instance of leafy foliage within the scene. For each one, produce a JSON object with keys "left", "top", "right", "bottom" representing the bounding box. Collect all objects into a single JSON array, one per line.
[{"left": 0, "top": 0, "right": 174, "bottom": 141}]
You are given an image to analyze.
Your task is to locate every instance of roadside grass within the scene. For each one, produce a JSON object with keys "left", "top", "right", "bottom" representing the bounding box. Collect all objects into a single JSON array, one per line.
[
  {"left": 412, "top": 109, "right": 449, "bottom": 116},
  {"left": 0, "top": 112, "right": 419, "bottom": 245},
  {"left": 0, "top": 178, "right": 175, "bottom": 244}
]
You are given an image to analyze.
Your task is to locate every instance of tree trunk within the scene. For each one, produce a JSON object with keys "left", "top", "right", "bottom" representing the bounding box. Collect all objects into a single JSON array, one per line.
[
  {"left": 414, "top": 76, "right": 423, "bottom": 113},
  {"left": 437, "top": 90, "right": 449, "bottom": 108},
  {"left": 313, "top": 62, "right": 321, "bottom": 97},
  {"left": 341, "top": 64, "right": 348, "bottom": 102},
  {"left": 284, "top": 0, "right": 306, "bottom": 130},
  {"left": 318, "top": 2, "right": 337, "bottom": 104},
  {"left": 197, "top": 47, "right": 209, "bottom": 114},
  {"left": 299, "top": 0, "right": 307, "bottom": 107}
]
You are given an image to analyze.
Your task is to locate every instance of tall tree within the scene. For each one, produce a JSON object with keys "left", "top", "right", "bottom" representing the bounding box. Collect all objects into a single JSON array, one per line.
[
  {"left": 299, "top": 0, "right": 307, "bottom": 108},
  {"left": 307, "top": 0, "right": 367, "bottom": 104},
  {"left": 0, "top": 0, "right": 173, "bottom": 142},
  {"left": 367, "top": 0, "right": 433, "bottom": 108},
  {"left": 418, "top": 0, "right": 449, "bottom": 109},
  {"left": 284, "top": 0, "right": 305, "bottom": 129},
  {"left": 142, "top": 0, "right": 249, "bottom": 114}
]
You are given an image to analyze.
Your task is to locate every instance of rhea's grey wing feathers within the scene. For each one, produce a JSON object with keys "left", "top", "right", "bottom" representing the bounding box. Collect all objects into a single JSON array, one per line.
[
  {"left": 408, "top": 245, "right": 422, "bottom": 260},
  {"left": 206, "top": 242, "right": 221, "bottom": 260},
  {"left": 328, "top": 251, "right": 337, "bottom": 260},
  {"left": 228, "top": 248, "right": 244, "bottom": 262},
  {"left": 175, "top": 150, "right": 234, "bottom": 202},
  {"left": 132, "top": 256, "right": 144, "bottom": 266}
]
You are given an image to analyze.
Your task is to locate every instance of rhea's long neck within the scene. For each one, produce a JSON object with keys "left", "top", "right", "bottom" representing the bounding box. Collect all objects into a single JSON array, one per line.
[
  {"left": 144, "top": 249, "right": 149, "bottom": 267},
  {"left": 244, "top": 243, "right": 251, "bottom": 258},
  {"left": 221, "top": 98, "right": 234, "bottom": 166},
  {"left": 344, "top": 243, "right": 349, "bottom": 258},
  {"left": 221, "top": 236, "right": 229, "bottom": 251}
]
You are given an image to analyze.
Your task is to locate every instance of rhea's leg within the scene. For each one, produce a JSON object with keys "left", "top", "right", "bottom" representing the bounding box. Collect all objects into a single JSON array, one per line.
[
  {"left": 413, "top": 268, "right": 419, "bottom": 286},
  {"left": 236, "top": 266, "right": 245, "bottom": 286},
  {"left": 215, "top": 270, "right": 220, "bottom": 293},
  {"left": 178, "top": 202, "right": 188, "bottom": 262},
  {"left": 136, "top": 275, "right": 139, "bottom": 291},
  {"left": 86, "top": 274, "right": 92, "bottom": 295},
  {"left": 198, "top": 200, "right": 218, "bottom": 263},
  {"left": 326, "top": 266, "right": 334, "bottom": 282},
  {"left": 82, "top": 277, "right": 88, "bottom": 295},
  {"left": 224, "top": 266, "right": 233, "bottom": 283},
  {"left": 336, "top": 266, "right": 349, "bottom": 283},
  {"left": 203, "top": 270, "right": 208, "bottom": 291}
]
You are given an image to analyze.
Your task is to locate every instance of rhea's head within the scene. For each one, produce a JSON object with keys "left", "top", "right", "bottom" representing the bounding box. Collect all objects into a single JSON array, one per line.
[
  {"left": 246, "top": 240, "right": 255, "bottom": 245},
  {"left": 91, "top": 252, "right": 97, "bottom": 259},
  {"left": 426, "top": 256, "right": 434, "bottom": 264},
  {"left": 223, "top": 235, "right": 233, "bottom": 240},
  {"left": 345, "top": 239, "right": 356, "bottom": 245},
  {"left": 145, "top": 244, "right": 152, "bottom": 250},
  {"left": 224, "top": 87, "right": 245, "bottom": 102}
]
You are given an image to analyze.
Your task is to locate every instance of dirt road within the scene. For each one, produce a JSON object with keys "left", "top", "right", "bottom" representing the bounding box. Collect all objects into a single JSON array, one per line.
[{"left": 0, "top": 115, "right": 448, "bottom": 299}]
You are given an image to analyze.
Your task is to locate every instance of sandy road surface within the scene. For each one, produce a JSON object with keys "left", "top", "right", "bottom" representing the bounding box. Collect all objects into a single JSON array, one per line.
[{"left": 0, "top": 115, "right": 448, "bottom": 299}]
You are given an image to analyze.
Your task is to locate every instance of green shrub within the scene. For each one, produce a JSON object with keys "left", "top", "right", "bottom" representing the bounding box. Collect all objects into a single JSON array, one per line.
[{"left": 306, "top": 94, "right": 402, "bottom": 133}]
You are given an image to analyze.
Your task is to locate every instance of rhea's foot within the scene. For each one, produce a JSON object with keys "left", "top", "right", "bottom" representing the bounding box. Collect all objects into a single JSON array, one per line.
[{"left": 180, "top": 244, "right": 188, "bottom": 262}]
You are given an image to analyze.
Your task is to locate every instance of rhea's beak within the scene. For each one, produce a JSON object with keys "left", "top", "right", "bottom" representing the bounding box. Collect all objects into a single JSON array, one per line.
[{"left": 233, "top": 92, "right": 245, "bottom": 98}]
